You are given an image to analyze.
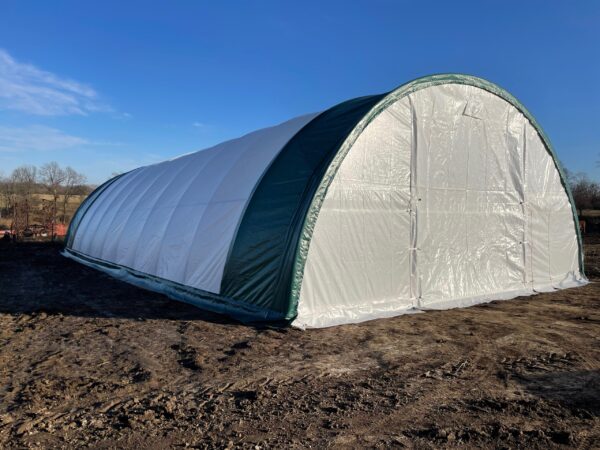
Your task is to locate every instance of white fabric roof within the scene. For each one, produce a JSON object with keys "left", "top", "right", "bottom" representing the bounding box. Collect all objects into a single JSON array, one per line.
[{"left": 71, "top": 113, "right": 318, "bottom": 294}]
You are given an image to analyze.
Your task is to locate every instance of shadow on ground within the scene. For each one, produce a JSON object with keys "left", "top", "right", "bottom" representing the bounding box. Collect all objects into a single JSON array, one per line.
[
  {"left": 516, "top": 369, "right": 600, "bottom": 416},
  {"left": 0, "top": 242, "right": 235, "bottom": 324}
]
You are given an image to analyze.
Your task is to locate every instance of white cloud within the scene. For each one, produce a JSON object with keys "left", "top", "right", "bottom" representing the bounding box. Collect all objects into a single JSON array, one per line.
[
  {"left": 192, "top": 122, "right": 206, "bottom": 128},
  {"left": 0, "top": 125, "right": 88, "bottom": 152},
  {"left": 0, "top": 48, "right": 111, "bottom": 116}
]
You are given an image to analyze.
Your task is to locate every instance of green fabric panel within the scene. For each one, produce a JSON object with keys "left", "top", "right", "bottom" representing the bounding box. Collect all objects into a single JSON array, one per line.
[
  {"left": 289, "top": 74, "right": 585, "bottom": 319},
  {"left": 63, "top": 248, "right": 286, "bottom": 323},
  {"left": 220, "top": 94, "right": 386, "bottom": 316}
]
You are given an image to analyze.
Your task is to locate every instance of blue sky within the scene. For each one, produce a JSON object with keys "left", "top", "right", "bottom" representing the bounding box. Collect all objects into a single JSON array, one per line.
[{"left": 0, "top": 1, "right": 598, "bottom": 184}]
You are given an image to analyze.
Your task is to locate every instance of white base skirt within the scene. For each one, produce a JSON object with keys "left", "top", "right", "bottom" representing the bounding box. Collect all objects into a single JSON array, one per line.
[{"left": 292, "top": 274, "right": 588, "bottom": 329}]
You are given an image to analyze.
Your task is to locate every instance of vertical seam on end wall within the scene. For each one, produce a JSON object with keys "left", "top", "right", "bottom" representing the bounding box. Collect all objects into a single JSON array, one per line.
[
  {"left": 408, "top": 95, "right": 420, "bottom": 307},
  {"left": 521, "top": 122, "right": 529, "bottom": 288},
  {"left": 547, "top": 209, "right": 552, "bottom": 284},
  {"left": 523, "top": 122, "right": 534, "bottom": 290}
]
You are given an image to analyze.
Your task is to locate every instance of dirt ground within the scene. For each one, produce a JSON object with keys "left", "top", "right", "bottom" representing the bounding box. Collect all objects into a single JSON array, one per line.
[{"left": 0, "top": 238, "right": 598, "bottom": 449}]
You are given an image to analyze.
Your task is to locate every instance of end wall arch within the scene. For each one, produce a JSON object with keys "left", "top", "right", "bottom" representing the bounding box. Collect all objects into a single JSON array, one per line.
[{"left": 292, "top": 76, "right": 584, "bottom": 327}]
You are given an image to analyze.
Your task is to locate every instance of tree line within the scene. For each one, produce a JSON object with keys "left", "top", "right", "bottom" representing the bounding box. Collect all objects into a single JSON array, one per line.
[
  {"left": 565, "top": 169, "right": 600, "bottom": 211},
  {"left": 0, "top": 162, "right": 91, "bottom": 238}
]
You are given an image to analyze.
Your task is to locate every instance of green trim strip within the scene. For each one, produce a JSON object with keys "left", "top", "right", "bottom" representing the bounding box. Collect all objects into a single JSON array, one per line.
[
  {"left": 289, "top": 74, "right": 585, "bottom": 319},
  {"left": 63, "top": 248, "right": 287, "bottom": 323}
]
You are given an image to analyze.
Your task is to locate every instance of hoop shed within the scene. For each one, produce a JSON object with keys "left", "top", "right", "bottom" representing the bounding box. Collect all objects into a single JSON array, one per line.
[{"left": 65, "top": 74, "right": 587, "bottom": 328}]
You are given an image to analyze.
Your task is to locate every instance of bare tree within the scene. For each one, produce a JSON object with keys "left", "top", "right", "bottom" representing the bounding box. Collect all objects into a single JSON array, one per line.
[
  {"left": 61, "top": 166, "right": 87, "bottom": 223},
  {"left": 565, "top": 170, "right": 600, "bottom": 211},
  {"left": 0, "top": 172, "right": 10, "bottom": 224},
  {"left": 11, "top": 165, "right": 38, "bottom": 230},
  {"left": 0, "top": 173, "right": 14, "bottom": 217},
  {"left": 40, "top": 162, "right": 66, "bottom": 237},
  {"left": 0, "top": 163, "right": 93, "bottom": 239},
  {"left": 12, "top": 165, "right": 37, "bottom": 194}
]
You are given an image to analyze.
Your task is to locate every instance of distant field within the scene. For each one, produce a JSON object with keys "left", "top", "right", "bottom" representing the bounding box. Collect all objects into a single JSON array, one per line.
[
  {"left": 0, "top": 194, "right": 87, "bottom": 230},
  {"left": 581, "top": 209, "right": 600, "bottom": 217}
]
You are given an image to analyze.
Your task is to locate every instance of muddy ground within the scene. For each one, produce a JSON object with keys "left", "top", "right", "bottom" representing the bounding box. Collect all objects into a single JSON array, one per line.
[{"left": 0, "top": 237, "right": 599, "bottom": 449}]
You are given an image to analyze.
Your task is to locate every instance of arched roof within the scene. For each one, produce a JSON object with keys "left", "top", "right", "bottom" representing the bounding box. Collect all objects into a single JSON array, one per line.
[
  {"left": 223, "top": 74, "right": 583, "bottom": 320},
  {"left": 66, "top": 74, "right": 583, "bottom": 324}
]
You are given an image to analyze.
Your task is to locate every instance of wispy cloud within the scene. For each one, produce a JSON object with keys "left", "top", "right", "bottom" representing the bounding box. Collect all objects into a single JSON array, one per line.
[
  {"left": 192, "top": 122, "right": 206, "bottom": 128},
  {"left": 0, "top": 125, "right": 88, "bottom": 152},
  {"left": 0, "top": 48, "right": 111, "bottom": 116}
]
